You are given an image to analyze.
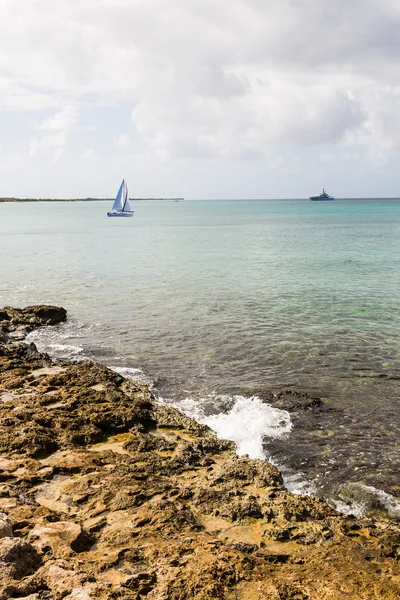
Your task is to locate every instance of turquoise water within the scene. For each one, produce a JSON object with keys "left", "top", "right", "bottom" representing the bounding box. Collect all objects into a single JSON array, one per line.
[{"left": 1, "top": 199, "right": 400, "bottom": 506}]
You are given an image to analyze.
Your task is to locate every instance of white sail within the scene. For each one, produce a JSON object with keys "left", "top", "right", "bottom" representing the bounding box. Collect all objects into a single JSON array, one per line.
[
  {"left": 122, "top": 182, "right": 132, "bottom": 212},
  {"left": 111, "top": 180, "right": 125, "bottom": 212}
]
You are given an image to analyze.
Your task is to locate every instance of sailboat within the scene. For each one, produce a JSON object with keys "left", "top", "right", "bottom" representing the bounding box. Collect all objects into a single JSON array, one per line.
[{"left": 107, "top": 180, "right": 134, "bottom": 217}]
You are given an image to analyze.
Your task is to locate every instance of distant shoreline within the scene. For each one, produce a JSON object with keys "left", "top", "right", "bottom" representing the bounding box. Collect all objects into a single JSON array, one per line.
[
  {"left": 1, "top": 197, "right": 399, "bottom": 203},
  {"left": 0, "top": 197, "right": 184, "bottom": 203}
]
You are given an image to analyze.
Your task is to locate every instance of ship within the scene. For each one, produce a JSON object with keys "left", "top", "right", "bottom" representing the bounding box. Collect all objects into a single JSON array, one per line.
[{"left": 309, "top": 188, "right": 334, "bottom": 201}]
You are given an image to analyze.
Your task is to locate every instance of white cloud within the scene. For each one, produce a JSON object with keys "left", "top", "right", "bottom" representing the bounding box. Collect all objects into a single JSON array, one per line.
[
  {"left": 29, "top": 106, "right": 79, "bottom": 161},
  {"left": 28, "top": 132, "right": 67, "bottom": 161},
  {"left": 38, "top": 106, "right": 78, "bottom": 131},
  {"left": 1, "top": 1, "right": 400, "bottom": 194},
  {"left": 113, "top": 134, "right": 133, "bottom": 151},
  {"left": 81, "top": 148, "right": 95, "bottom": 160}
]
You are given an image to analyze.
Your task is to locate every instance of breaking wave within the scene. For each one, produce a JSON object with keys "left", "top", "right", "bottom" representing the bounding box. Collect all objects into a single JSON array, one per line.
[{"left": 164, "top": 393, "right": 292, "bottom": 460}]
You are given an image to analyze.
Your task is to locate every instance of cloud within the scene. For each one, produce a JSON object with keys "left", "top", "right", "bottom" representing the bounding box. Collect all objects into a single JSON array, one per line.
[
  {"left": 1, "top": 0, "right": 400, "bottom": 194},
  {"left": 113, "top": 133, "right": 133, "bottom": 151},
  {"left": 81, "top": 148, "right": 95, "bottom": 160},
  {"left": 29, "top": 106, "right": 79, "bottom": 161},
  {"left": 38, "top": 106, "right": 78, "bottom": 131}
]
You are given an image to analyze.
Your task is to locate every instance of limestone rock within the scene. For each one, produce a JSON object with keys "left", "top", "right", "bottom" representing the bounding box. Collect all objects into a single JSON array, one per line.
[
  {"left": 0, "top": 538, "right": 41, "bottom": 579},
  {"left": 35, "top": 561, "right": 89, "bottom": 598},
  {"left": 29, "top": 521, "right": 84, "bottom": 558},
  {"left": 0, "top": 513, "right": 12, "bottom": 538}
]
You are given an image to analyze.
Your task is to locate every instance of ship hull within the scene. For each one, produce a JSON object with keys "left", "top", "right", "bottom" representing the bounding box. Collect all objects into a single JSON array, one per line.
[
  {"left": 107, "top": 212, "right": 134, "bottom": 217},
  {"left": 309, "top": 197, "right": 334, "bottom": 201}
]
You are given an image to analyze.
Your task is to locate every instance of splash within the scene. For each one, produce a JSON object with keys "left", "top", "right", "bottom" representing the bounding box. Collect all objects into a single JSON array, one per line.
[
  {"left": 174, "top": 394, "right": 292, "bottom": 460},
  {"left": 332, "top": 482, "right": 400, "bottom": 519},
  {"left": 110, "top": 365, "right": 152, "bottom": 385}
]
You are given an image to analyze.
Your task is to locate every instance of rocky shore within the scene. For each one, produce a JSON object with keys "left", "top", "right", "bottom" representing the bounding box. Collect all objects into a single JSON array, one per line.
[{"left": 0, "top": 306, "right": 399, "bottom": 599}]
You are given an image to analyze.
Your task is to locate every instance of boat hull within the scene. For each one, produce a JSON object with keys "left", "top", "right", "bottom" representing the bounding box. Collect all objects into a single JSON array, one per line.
[
  {"left": 309, "top": 196, "right": 334, "bottom": 201},
  {"left": 107, "top": 212, "right": 134, "bottom": 217}
]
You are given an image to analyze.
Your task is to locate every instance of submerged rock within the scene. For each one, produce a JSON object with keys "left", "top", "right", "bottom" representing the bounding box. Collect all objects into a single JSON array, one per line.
[
  {"left": 0, "top": 305, "right": 400, "bottom": 599},
  {"left": 261, "top": 389, "right": 323, "bottom": 412}
]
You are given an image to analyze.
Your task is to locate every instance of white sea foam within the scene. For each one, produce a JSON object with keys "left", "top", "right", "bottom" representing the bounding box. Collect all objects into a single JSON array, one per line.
[
  {"left": 110, "top": 365, "right": 152, "bottom": 385},
  {"left": 169, "top": 394, "right": 292, "bottom": 460},
  {"left": 282, "top": 472, "right": 317, "bottom": 496},
  {"left": 26, "top": 321, "right": 91, "bottom": 361},
  {"left": 49, "top": 343, "right": 83, "bottom": 356},
  {"left": 332, "top": 483, "right": 400, "bottom": 519},
  {"left": 160, "top": 394, "right": 323, "bottom": 498}
]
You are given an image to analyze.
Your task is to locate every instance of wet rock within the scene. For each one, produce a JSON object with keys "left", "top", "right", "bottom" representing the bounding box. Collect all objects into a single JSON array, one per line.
[
  {"left": 0, "top": 359, "right": 155, "bottom": 457},
  {"left": 0, "top": 306, "right": 66, "bottom": 345},
  {"left": 337, "top": 482, "right": 400, "bottom": 521},
  {"left": 210, "top": 455, "right": 283, "bottom": 487},
  {"left": 1, "top": 305, "right": 67, "bottom": 330},
  {"left": 261, "top": 389, "right": 322, "bottom": 412}
]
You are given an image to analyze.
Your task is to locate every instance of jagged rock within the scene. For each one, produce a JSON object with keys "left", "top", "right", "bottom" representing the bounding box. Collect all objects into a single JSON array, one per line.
[
  {"left": 1, "top": 305, "right": 67, "bottom": 329},
  {"left": 63, "top": 586, "right": 104, "bottom": 599},
  {"left": 0, "top": 305, "right": 66, "bottom": 343},
  {"left": 0, "top": 513, "right": 12, "bottom": 538},
  {"left": 34, "top": 561, "right": 90, "bottom": 598},
  {"left": 0, "top": 538, "right": 41, "bottom": 580},
  {"left": 29, "top": 521, "right": 84, "bottom": 558}
]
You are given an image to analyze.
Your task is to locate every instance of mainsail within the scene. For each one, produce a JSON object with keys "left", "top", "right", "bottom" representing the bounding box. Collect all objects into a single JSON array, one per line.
[
  {"left": 111, "top": 180, "right": 125, "bottom": 212},
  {"left": 122, "top": 182, "right": 132, "bottom": 212}
]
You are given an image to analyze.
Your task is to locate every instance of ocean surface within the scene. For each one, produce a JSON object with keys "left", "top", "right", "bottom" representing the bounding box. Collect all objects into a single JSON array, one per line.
[{"left": 1, "top": 198, "right": 400, "bottom": 516}]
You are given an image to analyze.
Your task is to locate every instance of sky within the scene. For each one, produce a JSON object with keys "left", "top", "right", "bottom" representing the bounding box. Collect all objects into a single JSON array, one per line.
[{"left": 1, "top": 0, "right": 400, "bottom": 199}]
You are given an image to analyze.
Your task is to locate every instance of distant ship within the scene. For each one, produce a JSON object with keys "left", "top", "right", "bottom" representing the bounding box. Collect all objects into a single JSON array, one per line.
[{"left": 309, "top": 188, "right": 334, "bottom": 201}]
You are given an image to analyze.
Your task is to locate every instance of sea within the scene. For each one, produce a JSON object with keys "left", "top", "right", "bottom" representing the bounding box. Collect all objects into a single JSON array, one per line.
[{"left": 1, "top": 198, "right": 400, "bottom": 517}]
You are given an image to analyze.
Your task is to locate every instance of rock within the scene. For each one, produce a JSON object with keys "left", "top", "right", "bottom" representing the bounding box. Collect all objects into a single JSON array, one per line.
[
  {"left": 337, "top": 482, "right": 400, "bottom": 520},
  {"left": 123, "top": 572, "right": 156, "bottom": 594},
  {"left": 2, "top": 305, "right": 67, "bottom": 329},
  {"left": 7, "top": 331, "right": 26, "bottom": 341},
  {"left": 261, "top": 389, "right": 323, "bottom": 412},
  {"left": 35, "top": 562, "right": 89, "bottom": 598},
  {"left": 0, "top": 305, "right": 66, "bottom": 342},
  {"left": 63, "top": 586, "right": 102, "bottom": 599},
  {"left": 29, "top": 521, "right": 83, "bottom": 558},
  {"left": 0, "top": 513, "right": 13, "bottom": 538},
  {"left": 0, "top": 538, "right": 41, "bottom": 579}
]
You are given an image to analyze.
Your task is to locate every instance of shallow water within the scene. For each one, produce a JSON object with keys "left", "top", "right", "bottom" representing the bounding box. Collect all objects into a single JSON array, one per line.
[{"left": 1, "top": 198, "right": 400, "bottom": 509}]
